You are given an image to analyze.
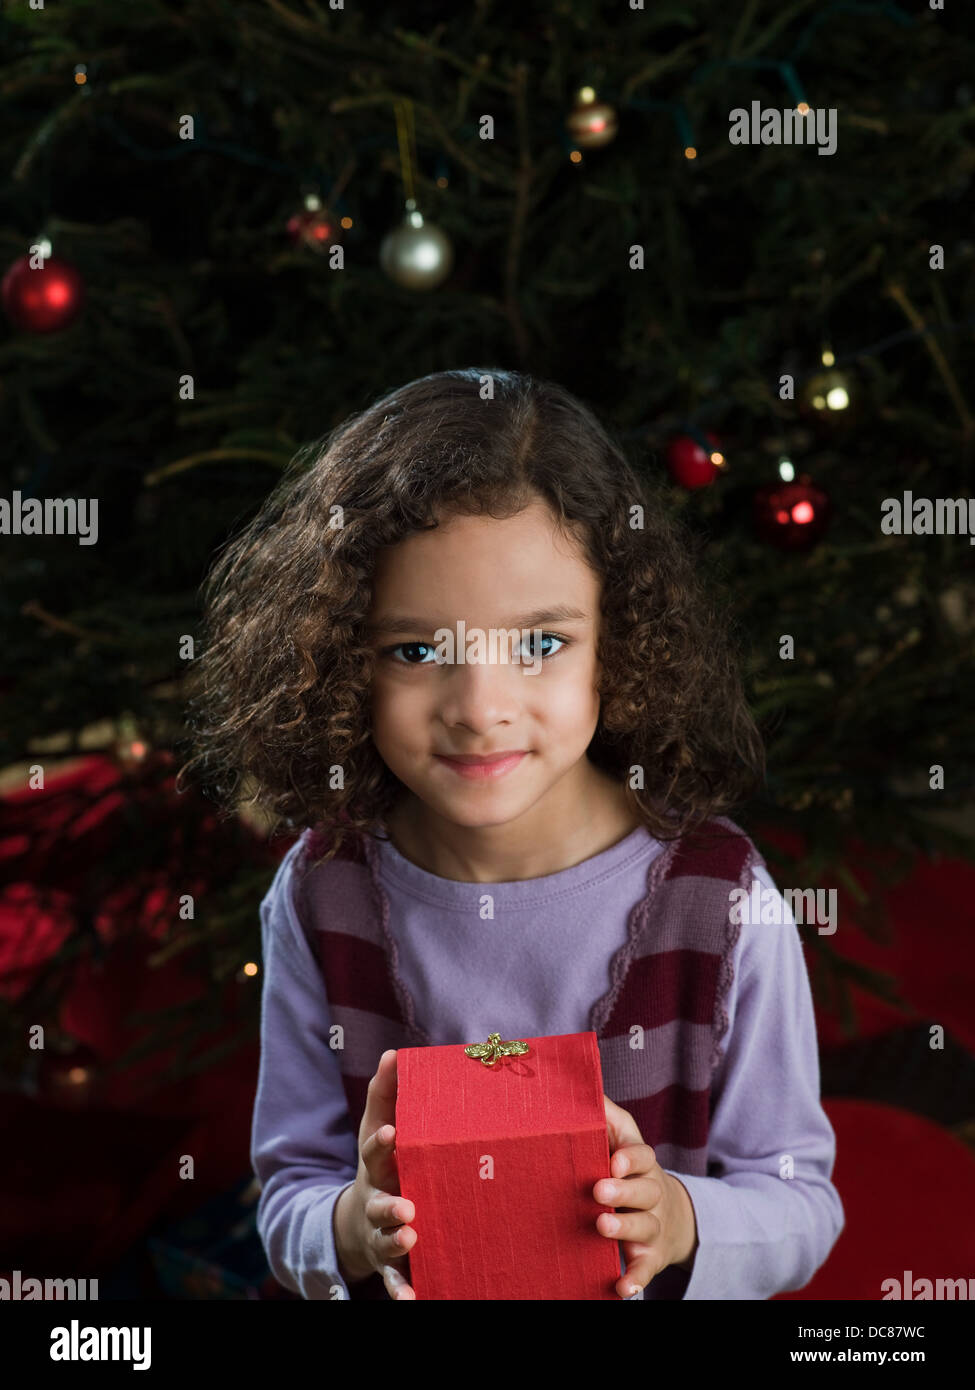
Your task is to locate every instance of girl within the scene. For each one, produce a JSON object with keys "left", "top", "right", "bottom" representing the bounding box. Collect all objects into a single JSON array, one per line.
[{"left": 181, "top": 367, "right": 844, "bottom": 1301}]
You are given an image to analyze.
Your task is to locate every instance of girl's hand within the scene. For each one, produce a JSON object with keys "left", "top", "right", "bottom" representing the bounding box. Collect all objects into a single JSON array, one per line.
[
  {"left": 594, "top": 1095, "right": 699, "bottom": 1299},
  {"left": 332, "top": 1050, "right": 417, "bottom": 1300}
]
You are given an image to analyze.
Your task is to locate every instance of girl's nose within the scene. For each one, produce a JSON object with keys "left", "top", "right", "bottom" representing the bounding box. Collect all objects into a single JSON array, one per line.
[{"left": 437, "top": 649, "right": 524, "bottom": 730}]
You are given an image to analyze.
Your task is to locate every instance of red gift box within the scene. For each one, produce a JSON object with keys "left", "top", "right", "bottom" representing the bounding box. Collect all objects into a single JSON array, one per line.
[{"left": 395, "top": 1029, "right": 622, "bottom": 1300}]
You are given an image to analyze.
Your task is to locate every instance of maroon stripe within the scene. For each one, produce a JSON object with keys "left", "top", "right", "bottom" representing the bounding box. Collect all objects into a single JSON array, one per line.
[
  {"left": 316, "top": 931, "right": 405, "bottom": 1020},
  {"left": 601, "top": 949, "right": 720, "bottom": 1035},
  {"left": 665, "top": 821, "right": 748, "bottom": 882},
  {"left": 625, "top": 1084, "right": 710, "bottom": 1153},
  {"left": 341, "top": 1071, "right": 371, "bottom": 1137}
]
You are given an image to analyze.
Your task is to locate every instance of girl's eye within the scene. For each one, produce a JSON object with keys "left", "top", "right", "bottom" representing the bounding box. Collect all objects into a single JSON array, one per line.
[
  {"left": 517, "top": 632, "right": 566, "bottom": 660},
  {"left": 383, "top": 633, "right": 569, "bottom": 665},
  {"left": 386, "top": 642, "right": 439, "bottom": 665}
]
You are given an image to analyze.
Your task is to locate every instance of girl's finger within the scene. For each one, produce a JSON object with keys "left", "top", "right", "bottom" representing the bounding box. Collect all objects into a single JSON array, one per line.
[
  {"left": 383, "top": 1263, "right": 416, "bottom": 1301},
  {"left": 597, "top": 1208, "right": 661, "bottom": 1243},
  {"left": 595, "top": 1172, "right": 663, "bottom": 1210},
  {"left": 376, "top": 1222, "right": 417, "bottom": 1261},
  {"left": 603, "top": 1096, "right": 646, "bottom": 1153},
  {"left": 366, "top": 1191, "right": 415, "bottom": 1227},
  {"left": 361, "top": 1125, "right": 401, "bottom": 1191},
  {"left": 611, "top": 1142, "right": 657, "bottom": 1178},
  {"left": 618, "top": 1253, "right": 660, "bottom": 1299}
]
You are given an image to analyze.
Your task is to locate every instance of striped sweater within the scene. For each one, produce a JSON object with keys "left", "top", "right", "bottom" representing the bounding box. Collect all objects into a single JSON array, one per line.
[{"left": 291, "top": 814, "right": 767, "bottom": 1300}]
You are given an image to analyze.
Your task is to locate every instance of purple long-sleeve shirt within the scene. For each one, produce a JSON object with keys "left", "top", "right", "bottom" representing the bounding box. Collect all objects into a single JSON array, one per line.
[{"left": 251, "top": 824, "right": 844, "bottom": 1300}]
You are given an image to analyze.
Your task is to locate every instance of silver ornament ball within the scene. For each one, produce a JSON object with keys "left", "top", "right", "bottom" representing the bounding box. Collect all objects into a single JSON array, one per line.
[{"left": 380, "top": 207, "right": 454, "bottom": 290}]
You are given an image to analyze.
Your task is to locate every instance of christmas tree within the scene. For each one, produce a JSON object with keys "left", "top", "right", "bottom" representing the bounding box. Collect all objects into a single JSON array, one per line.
[{"left": 2, "top": 0, "right": 974, "bottom": 1102}]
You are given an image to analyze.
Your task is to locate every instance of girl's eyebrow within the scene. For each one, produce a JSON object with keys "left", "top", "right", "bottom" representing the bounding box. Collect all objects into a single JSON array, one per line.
[{"left": 366, "top": 605, "right": 590, "bottom": 635}]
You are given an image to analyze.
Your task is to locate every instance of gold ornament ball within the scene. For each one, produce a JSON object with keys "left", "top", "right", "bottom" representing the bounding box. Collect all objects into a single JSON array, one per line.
[
  {"left": 800, "top": 368, "right": 854, "bottom": 419},
  {"left": 566, "top": 88, "right": 618, "bottom": 148},
  {"left": 380, "top": 208, "right": 454, "bottom": 290}
]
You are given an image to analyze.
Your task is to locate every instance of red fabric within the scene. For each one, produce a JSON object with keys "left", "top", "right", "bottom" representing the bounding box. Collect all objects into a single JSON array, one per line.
[
  {"left": 0, "top": 752, "right": 275, "bottom": 1273},
  {"left": 0, "top": 1092, "right": 195, "bottom": 1272},
  {"left": 811, "top": 855, "right": 975, "bottom": 1055},
  {"left": 756, "top": 824, "right": 975, "bottom": 1054},
  {"left": 0, "top": 752, "right": 282, "bottom": 1109},
  {"left": 395, "top": 1030, "right": 621, "bottom": 1300},
  {"left": 773, "top": 1098, "right": 975, "bottom": 1300},
  {"left": 0, "top": 751, "right": 287, "bottom": 1006},
  {"left": 0, "top": 1049, "right": 261, "bottom": 1275}
]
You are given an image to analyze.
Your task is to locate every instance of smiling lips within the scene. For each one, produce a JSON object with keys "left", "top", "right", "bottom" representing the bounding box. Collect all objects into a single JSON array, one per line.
[{"left": 434, "top": 750, "right": 529, "bottom": 779}]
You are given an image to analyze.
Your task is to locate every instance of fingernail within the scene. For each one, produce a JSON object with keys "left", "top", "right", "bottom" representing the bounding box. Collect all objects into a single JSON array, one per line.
[
  {"left": 623, "top": 1283, "right": 640, "bottom": 1298},
  {"left": 603, "top": 1216, "right": 620, "bottom": 1234}
]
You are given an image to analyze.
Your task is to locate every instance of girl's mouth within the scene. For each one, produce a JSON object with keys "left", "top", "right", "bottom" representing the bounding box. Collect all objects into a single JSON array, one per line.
[{"left": 433, "top": 751, "right": 528, "bottom": 780}]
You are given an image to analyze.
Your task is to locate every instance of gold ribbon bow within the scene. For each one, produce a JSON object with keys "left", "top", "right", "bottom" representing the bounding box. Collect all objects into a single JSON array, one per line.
[{"left": 464, "top": 1031, "right": 530, "bottom": 1067}]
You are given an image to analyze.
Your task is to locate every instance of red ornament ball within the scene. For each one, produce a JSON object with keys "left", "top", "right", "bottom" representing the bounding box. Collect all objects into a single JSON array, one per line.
[
  {"left": 665, "top": 432, "right": 722, "bottom": 489},
  {"left": 2, "top": 254, "right": 85, "bottom": 333},
  {"left": 753, "top": 476, "right": 831, "bottom": 551},
  {"left": 285, "top": 204, "right": 341, "bottom": 254}
]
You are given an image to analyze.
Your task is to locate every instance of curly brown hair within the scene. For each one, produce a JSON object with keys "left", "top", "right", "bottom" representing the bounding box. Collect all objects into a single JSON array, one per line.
[{"left": 177, "top": 367, "right": 765, "bottom": 859}]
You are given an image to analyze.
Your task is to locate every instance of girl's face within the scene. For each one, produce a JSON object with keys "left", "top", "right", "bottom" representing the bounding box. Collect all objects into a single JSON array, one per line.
[{"left": 366, "top": 497, "right": 606, "bottom": 833}]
